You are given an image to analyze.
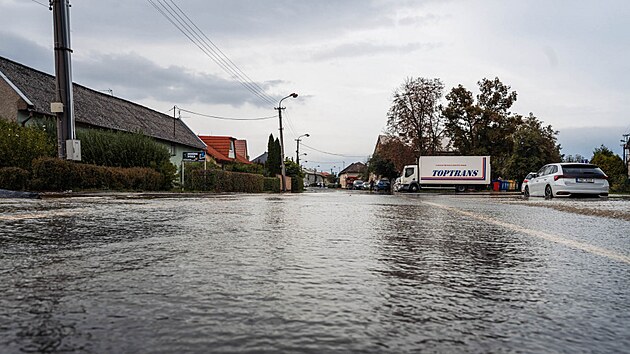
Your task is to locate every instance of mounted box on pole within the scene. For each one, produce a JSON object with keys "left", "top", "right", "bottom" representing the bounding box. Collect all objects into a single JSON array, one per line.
[{"left": 51, "top": 0, "right": 80, "bottom": 160}]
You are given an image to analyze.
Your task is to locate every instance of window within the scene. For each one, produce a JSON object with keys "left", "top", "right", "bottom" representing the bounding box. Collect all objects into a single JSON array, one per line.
[
  {"left": 169, "top": 143, "right": 176, "bottom": 157},
  {"left": 228, "top": 140, "right": 235, "bottom": 159},
  {"left": 404, "top": 167, "right": 415, "bottom": 178}
]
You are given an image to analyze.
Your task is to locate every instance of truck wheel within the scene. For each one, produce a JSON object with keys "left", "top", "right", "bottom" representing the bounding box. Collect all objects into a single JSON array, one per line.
[
  {"left": 455, "top": 185, "right": 466, "bottom": 193},
  {"left": 409, "top": 184, "right": 419, "bottom": 193}
]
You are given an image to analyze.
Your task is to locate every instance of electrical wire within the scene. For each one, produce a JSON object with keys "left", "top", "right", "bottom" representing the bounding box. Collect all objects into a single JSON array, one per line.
[
  {"left": 147, "top": 0, "right": 277, "bottom": 107},
  {"left": 31, "top": 0, "right": 48, "bottom": 8},
  {"left": 165, "top": 0, "right": 277, "bottom": 105},
  {"left": 300, "top": 143, "right": 366, "bottom": 158},
  {"left": 177, "top": 107, "right": 276, "bottom": 121}
]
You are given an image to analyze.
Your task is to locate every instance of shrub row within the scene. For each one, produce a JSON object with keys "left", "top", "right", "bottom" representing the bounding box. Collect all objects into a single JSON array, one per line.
[
  {"left": 186, "top": 169, "right": 262, "bottom": 192},
  {"left": 263, "top": 177, "right": 281, "bottom": 193},
  {"left": 185, "top": 169, "right": 285, "bottom": 193},
  {"left": 0, "top": 167, "right": 31, "bottom": 191},
  {"left": 0, "top": 120, "right": 55, "bottom": 170},
  {"left": 30, "top": 157, "right": 165, "bottom": 191}
]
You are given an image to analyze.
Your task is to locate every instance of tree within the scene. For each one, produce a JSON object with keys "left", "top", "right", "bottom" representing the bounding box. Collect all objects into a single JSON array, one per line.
[
  {"left": 505, "top": 113, "right": 561, "bottom": 180},
  {"left": 591, "top": 145, "right": 626, "bottom": 177},
  {"left": 387, "top": 77, "right": 445, "bottom": 156},
  {"left": 374, "top": 135, "right": 416, "bottom": 172},
  {"left": 443, "top": 77, "right": 520, "bottom": 177},
  {"left": 591, "top": 145, "right": 629, "bottom": 193},
  {"left": 368, "top": 153, "right": 399, "bottom": 183},
  {"left": 265, "top": 134, "right": 281, "bottom": 177}
]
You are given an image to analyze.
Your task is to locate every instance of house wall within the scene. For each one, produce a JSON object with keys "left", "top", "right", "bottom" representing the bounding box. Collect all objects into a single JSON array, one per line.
[
  {"left": 0, "top": 79, "right": 23, "bottom": 122},
  {"left": 339, "top": 172, "right": 361, "bottom": 188}
]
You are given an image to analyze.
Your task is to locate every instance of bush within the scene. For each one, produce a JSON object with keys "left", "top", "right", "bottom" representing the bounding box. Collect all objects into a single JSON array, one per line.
[
  {"left": 31, "top": 157, "right": 165, "bottom": 191},
  {"left": 185, "top": 169, "right": 266, "bottom": 193},
  {"left": 77, "top": 128, "right": 177, "bottom": 189},
  {"left": 291, "top": 176, "right": 304, "bottom": 193},
  {"left": 610, "top": 175, "right": 630, "bottom": 193},
  {"left": 0, "top": 167, "right": 30, "bottom": 191},
  {"left": 0, "top": 120, "right": 55, "bottom": 170},
  {"left": 263, "top": 177, "right": 280, "bottom": 192}
]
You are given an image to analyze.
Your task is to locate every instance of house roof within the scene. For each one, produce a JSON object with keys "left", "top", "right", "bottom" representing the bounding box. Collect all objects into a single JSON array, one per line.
[
  {"left": 339, "top": 162, "right": 367, "bottom": 175},
  {"left": 198, "top": 135, "right": 251, "bottom": 164},
  {"left": 0, "top": 55, "right": 205, "bottom": 149},
  {"left": 235, "top": 140, "right": 248, "bottom": 160},
  {"left": 251, "top": 152, "right": 267, "bottom": 164}
]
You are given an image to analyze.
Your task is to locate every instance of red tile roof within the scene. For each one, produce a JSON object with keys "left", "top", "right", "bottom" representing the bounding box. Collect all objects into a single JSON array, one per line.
[{"left": 198, "top": 135, "right": 251, "bottom": 164}]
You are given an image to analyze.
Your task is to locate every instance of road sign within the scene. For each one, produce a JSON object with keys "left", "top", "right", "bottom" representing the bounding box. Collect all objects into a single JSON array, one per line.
[{"left": 182, "top": 151, "right": 205, "bottom": 162}]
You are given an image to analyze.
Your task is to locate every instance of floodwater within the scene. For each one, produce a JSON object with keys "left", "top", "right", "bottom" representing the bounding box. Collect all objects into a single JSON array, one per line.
[{"left": 1, "top": 191, "right": 629, "bottom": 353}]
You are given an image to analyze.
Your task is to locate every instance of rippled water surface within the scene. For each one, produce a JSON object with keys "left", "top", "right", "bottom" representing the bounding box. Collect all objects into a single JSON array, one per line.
[{"left": 1, "top": 191, "right": 629, "bottom": 353}]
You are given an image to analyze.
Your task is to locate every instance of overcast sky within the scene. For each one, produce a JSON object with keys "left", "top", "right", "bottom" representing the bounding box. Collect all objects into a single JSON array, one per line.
[{"left": 1, "top": 0, "right": 629, "bottom": 172}]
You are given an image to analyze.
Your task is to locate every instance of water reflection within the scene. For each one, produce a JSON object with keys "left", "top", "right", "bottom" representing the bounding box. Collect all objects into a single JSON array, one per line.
[{"left": 1, "top": 193, "right": 628, "bottom": 353}]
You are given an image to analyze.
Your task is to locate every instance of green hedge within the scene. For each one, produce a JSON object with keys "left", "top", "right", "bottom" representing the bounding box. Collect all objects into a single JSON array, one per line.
[
  {"left": 291, "top": 176, "right": 304, "bottom": 193},
  {"left": 185, "top": 169, "right": 268, "bottom": 193},
  {"left": 30, "top": 157, "right": 164, "bottom": 191},
  {"left": 263, "top": 177, "right": 281, "bottom": 192},
  {"left": 0, "top": 120, "right": 55, "bottom": 170},
  {"left": 0, "top": 167, "right": 31, "bottom": 191}
]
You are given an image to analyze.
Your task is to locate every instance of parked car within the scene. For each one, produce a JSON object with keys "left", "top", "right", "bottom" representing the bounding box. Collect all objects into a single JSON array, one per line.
[
  {"left": 526, "top": 163, "right": 609, "bottom": 198},
  {"left": 352, "top": 180, "right": 364, "bottom": 190},
  {"left": 362, "top": 181, "right": 371, "bottom": 190},
  {"left": 374, "top": 179, "right": 391, "bottom": 192},
  {"left": 521, "top": 172, "right": 537, "bottom": 197}
]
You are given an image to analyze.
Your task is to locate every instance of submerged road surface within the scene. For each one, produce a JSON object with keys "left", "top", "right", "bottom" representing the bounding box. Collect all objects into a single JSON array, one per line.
[{"left": 1, "top": 191, "right": 628, "bottom": 353}]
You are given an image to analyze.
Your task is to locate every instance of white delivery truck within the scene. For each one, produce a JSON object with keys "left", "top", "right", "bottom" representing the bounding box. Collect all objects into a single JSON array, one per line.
[{"left": 398, "top": 156, "right": 491, "bottom": 192}]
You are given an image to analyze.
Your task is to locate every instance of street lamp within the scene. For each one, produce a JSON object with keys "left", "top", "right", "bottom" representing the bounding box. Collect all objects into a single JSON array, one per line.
[
  {"left": 296, "top": 133, "right": 309, "bottom": 165},
  {"left": 276, "top": 93, "right": 298, "bottom": 192}
]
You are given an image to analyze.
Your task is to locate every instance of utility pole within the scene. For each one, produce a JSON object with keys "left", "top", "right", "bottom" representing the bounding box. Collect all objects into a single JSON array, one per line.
[
  {"left": 295, "top": 133, "right": 309, "bottom": 166},
  {"left": 275, "top": 93, "right": 298, "bottom": 192},
  {"left": 622, "top": 134, "right": 629, "bottom": 174},
  {"left": 51, "top": 0, "right": 79, "bottom": 160}
]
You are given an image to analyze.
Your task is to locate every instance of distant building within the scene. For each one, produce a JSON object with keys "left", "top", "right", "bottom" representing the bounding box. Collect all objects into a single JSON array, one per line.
[
  {"left": 251, "top": 152, "right": 268, "bottom": 165},
  {"left": 339, "top": 162, "right": 367, "bottom": 188},
  {"left": 198, "top": 135, "right": 251, "bottom": 166},
  {"left": 303, "top": 168, "right": 326, "bottom": 186},
  {"left": 0, "top": 55, "right": 206, "bottom": 166}
]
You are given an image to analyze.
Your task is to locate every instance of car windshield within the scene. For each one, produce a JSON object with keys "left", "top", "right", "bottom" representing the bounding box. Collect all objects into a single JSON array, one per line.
[{"left": 562, "top": 165, "right": 606, "bottom": 177}]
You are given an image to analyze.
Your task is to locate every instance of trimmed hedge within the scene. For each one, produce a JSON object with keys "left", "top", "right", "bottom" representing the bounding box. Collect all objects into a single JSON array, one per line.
[
  {"left": 30, "top": 157, "right": 164, "bottom": 191},
  {"left": 263, "top": 177, "right": 281, "bottom": 192},
  {"left": 185, "top": 169, "right": 268, "bottom": 193},
  {"left": 291, "top": 176, "right": 304, "bottom": 193},
  {"left": 0, "top": 167, "right": 30, "bottom": 191}
]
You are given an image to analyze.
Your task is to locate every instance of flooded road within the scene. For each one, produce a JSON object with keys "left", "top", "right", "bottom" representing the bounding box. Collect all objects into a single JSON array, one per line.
[{"left": 1, "top": 191, "right": 629, "bottom": 353}]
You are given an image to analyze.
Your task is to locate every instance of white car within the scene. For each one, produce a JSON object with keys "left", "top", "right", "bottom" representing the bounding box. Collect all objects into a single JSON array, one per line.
[
  {"left": 521, "top": 172, "right": 537, "bottom": 196},
  {"left": 526, "top": 163, "right": 609, "bottom": 198}
]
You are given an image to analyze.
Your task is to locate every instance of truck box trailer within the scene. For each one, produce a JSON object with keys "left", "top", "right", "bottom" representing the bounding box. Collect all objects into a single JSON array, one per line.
[{"left": 398, "top": 156, "right": 491, "bottom": 192}]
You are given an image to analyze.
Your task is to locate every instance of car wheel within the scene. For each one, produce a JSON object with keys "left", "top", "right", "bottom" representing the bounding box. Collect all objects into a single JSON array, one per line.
[
  {"left": 544, "top": 185, "right": 553, "bottom": 199},
  {"left": 409, "top": 184, "right": 419, "bottom": 193},
  {"left": 524, "top": 186, "right": 530, "bottom": 198}
]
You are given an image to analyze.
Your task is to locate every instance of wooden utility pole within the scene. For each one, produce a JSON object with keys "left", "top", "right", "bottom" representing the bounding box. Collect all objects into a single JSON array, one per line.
[{"left": 51, "top": 0, "right": 79, "bottom": 160}]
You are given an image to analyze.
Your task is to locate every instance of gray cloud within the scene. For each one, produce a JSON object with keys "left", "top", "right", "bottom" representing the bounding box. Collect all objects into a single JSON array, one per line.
[
  {"left": 311, "top": 41, "right": 442, "bottom": 61},
  {"left": 0, "top": 31, "right": 53, "bottom": 73},
  {"left": 558, "top": 126, "right": 629, "bottom": 159},
  {"left": 74, "top": 52, "right": 282, "bottom": 107}
]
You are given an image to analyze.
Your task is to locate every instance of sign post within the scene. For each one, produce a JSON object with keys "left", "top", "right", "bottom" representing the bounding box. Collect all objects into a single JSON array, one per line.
[{"left": 181, "top": 151, "right": 206, "bottom": 190}]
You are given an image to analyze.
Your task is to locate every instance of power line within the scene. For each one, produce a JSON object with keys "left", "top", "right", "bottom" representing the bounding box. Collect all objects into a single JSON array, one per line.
[
  {"left": 177, "top": 107, "right": 276, "bottom": 121},
  {"left": 30, "top": 0, "right": 48, "bottom": 8},
  {"left": 146, "top": 0, "right": 277, "bottom": 107},
  {"left": 165, "top": 0, "right": 277, "bottom": 105},
  {"left": 301, "top": 143, "right": 366, "bottom": 158}
]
